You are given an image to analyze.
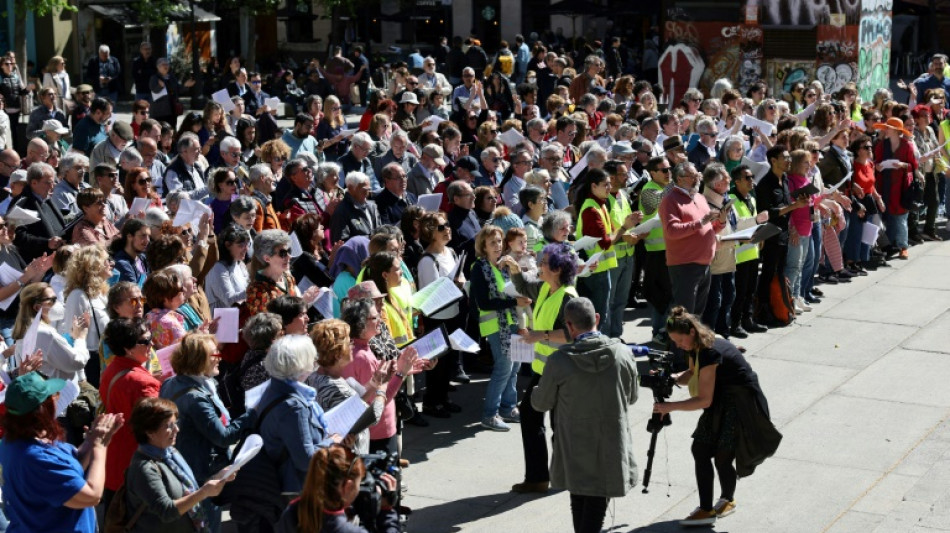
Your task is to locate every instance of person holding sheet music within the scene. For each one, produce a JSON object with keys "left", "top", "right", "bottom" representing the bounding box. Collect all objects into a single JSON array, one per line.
[
  {"left": 160, "top": 332, "right": 254, "bottom": 532},
  {"left": 205, "top": 224, "right": 251, "bottom": 310},
  {"left": 246, "top": 230, "right": 320, "bottom": 316},
  {"left": 0, "top": 213, "right": 52, "bottom": 347},
  {"left": 501, "top": 242, "right": 578, "bottom": 494},
  {"left": 417, "top": 212, "right": 465, "bottom": 419},
  {"left": 365, "top": 252, "right": 415, "bottom": 348}
]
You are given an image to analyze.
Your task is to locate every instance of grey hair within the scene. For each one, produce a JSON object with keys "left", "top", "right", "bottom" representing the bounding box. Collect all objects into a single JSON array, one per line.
[
  {"left": 254, "top": 229, "right": 291, "bottom": 262},
  {"left": 284, "top": 158, "right": 307, "bottom": 177},
  {"left": 242, "top": 312, "right": 283, "bottom": 350},
  {"left": 577, "top": 93, "right": 597, "bottom": 108},
  {"left": 345, "top": 171, "right": 370, "bottom": 188},
  {"left": 721, "top": 135, "right": 745, "bottom": 157},
  {"left": 26, "top": 162, "right": 55, "bottom": 182},
  {"left": 248, "top": 163, "right": 274, "bottom": 185},
  {"left": 351, "top": 131, "right": 373, "bottom": 150},
  {"left": 264, "top": 334, "right": 316, "bottom": 380},
  {"left": 390, "top": 129, "right": 410, "bottom": 145},
  {"left": 297, "top": 151, "right": 320, "bottom": 170},
  {"left": 540, "top": 143, "right": 562, "bottom": 159},
  {"left": 58, "top": 152, "right": 90, "bottom": 177},
  {"left": 702, "top": 162, "right": 727, "bottom": 185},
  {"left": 163, "top": 264, "right": 193, "bottom": 287},
  {"left": 446, "top": 180, "right": 471, "bottom": 204},
  {"left": 524, "top": 169, "right": 551, "bottom": 188},
  {"left": 177, "top": 132, "right": 200, "bottom": 153},
  {"left": 119, "top": 147, "right": 143, "bottom": 166},
  {"left": 219, "top": 135, "right": 241, "bottom": 153},
  {"left": 541, "top": 209, "right": 571, "bottom": 242},
  {"left": 99, "top": 44, "right": 110, "bottom": 54},
  {"left": 165, "top": 190, "right": 191, "bottom": 212},
  {"left": 480, "top": 146, "right": 500, "bottom": 161},
  {"left": 144, "top": 206, "right": 169, "bottom": 229},
  {"left": 341, "top": 298, "right": 374, "bottom": 339},
  {"left": 695, "top": 118, "right": 716, "bottom": 134},
  {"left": 564, "top": 297, "right": 597, "bottom": 331},
  {"left": 672, "top": 162, "right": 697, "bottom": 184},
  {"left": 229, "top": 196, "right": 258, "bottom": 218},
  {"left": 315, "top": 162, "right": 341, "bottom": 184},
  {"left": 585, "top": 145, "right": 607, "bottom": 165},
  {"left": 617, "top": 123, "right": 637, "bottom": 140},
  {"left": 683, "top": 87, "right": 704, "bottom": 103},
  {"left": 526, "top": 117, "right": 546, "bottom": 133},
  {"left": 710, "top": 78, "right": 733, "bottom": 99}
]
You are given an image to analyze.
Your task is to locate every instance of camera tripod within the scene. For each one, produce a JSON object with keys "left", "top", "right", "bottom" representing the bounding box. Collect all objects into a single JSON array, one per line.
[{"left": 642, "top": 394, "right": 672, "bottom": 493}]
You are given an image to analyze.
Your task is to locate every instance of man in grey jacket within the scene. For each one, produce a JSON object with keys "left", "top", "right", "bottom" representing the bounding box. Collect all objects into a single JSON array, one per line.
[{"left": 532, "top": 297, "right": 639, "bottom": 533}]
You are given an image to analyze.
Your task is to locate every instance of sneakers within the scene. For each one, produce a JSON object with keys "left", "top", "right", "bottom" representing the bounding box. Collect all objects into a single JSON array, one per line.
[
  {"left": 680, "top": 507, "right": 717, "bottom": 526},
  {"left": 510, "top": 480, "right": 550, "bottom": 493},
  {"left": 796, "top": 297, "right": 812, "bottom": 312},
  {"left": 714, "top": 498, "right": 736, "bottom": 517},
  {"left": 481, "top": 415, "right": 511, "bottom": 432},
  {"left": 500, "top": 408, "right": 521, "bottom": 423}
]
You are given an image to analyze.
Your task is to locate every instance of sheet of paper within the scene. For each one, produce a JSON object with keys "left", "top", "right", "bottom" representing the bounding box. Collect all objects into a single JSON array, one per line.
[
  {"left": 155, "top": 343, "right": 179, "bottom": 377},
  {"left": 720, "top": 224, "right": 759, "bottom": 242},
  {"left": 245, "top": 379, "right": 269, "bottom": 411},
  {"left": 879, "top": 159, "right": 901, "bottom": 170},
  {"left": 339, "top": 128, "right": 358, "bottom": 138},
  {"left": 150, "top": 86, "right": 168, "bottom": 101},
  {"left": 569, "top": 152, "right": 590, "bottom": 180},
  {"left": 297, "top": 275, "right": 315, "bottom": 295},
  {"left": 509, "top": 334, "right": 535, "bottom": 363},
  {"left": 5, "top": 206, "right": 40, "bottom": 226},
  {"left": 421, "top": 115, "right": 445, "bottom": 133},
  {"left": 498, "top": 128, "right": 525, "bottom": 147},
  {"left": 18, "top": 309, "right": 43, "bottom": 363},
  {"left": 571, "top": 235, "right": 600, "bottom": 252},
  {"left": 577, "top": 251, "right": 603, "bottom": 277},
  {"left": 289, "top": 232, "right": 304, "bottom": 258},
  {"left": 922, "top": 140, "right": 950, "bottom": 159},
  {"left": 449, "top": 328, "right": 479, "bottom": 353},
  {"left": 503, "top": 281, "right": 522, "bottom": 298},
  {"left": 0, "top": 263, "right": 23, "bottom": 311},
  {"left": 128, "top": 197, "right": 151, "bottom": 218},
  {"left": 826, "top": 172, "right": 851, "bottom": 193},
  {"left": 217, "top": 434, "right": 262, "bottom": 479},
  {"left": 631, "top": 217, "right": 661, "bottom": 235},
  {"left": 264, "top": 97, "right": 282, "bottom": 110},
  {"left": 212, "top": 89, "right": 236, "bottom": 112},
  {"left": 324, "top": 394, "right": 370, "bottom": 436},
  {"left": 447, "top": 251, "right": 466, "bottom": 281},
  {"left": 54, "top": 379, "right": 80, "bottom": 418},
  {"left": 862, "top": 222, "right": 881, "bottom": 245},
  {"left": 405, "top": 327, "right": 449, "bottom": 360},
  {"left": 410, "top": 277, "right": 464, "bottom": 316},
  {"left": 172, "top": 199, "right": 212, "bottom": 229},
  {"left": 416, "top": 193, "right": 442, "bottom": 212},
  {"left": 314, "top": 287, "right": 334, "bottom": 318},
  {"left": 213, "top": 308, "right": 240, "bottom": 344},
  {"left": 741, "top": 114, "right": 776, "bottom": 136}
]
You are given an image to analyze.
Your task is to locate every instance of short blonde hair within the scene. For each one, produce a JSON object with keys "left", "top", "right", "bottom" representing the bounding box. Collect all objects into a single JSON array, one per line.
[
  {"left": 311, "top": 319, "right": 351, "bottom": 367},
  {"left": 170, "top": 332, "right": 217, "bottom": 376},
  {"left": 64, "top": 245, "right": 109, "bottom": 298},
  {"left": 474, "top": 225, "right": 504, "bottom": 258}
]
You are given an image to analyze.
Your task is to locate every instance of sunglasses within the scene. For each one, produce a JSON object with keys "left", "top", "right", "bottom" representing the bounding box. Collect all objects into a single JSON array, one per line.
[
  {"left": 137, "top": 178, "right": 152, "bottom": 185},
  {"left": 275, "top": 249, "right": 291, "bottom": 258},
  {"left": 135, "top": 337, "right": 153, "bottom": 346},
  {"left": 125, "top": 296, "right": 145, "bottom": 306},
  {"left": 657, "top": 168, "right": 672, "bottom": 173},
  {"left": 224, "top": 180, "right": 237, "bottom": 185},
  {"left": 407, "top": 81, "right": 419, "bottom": 86},
  {"left": 437, "top": 223, "right": 448, "bottom": 231}
]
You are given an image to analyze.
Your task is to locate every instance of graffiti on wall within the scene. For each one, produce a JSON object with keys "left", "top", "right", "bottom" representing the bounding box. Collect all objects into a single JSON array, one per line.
[
  {"left": 761, "top": 0, "right": 862, "bottom": 26},
  {"left": 815, "top": 23, "right": 859, "bottom": 94},
  {"left": 766, "top": 59, "right": 816, "bottom": 97},
  {"left": 658, "top": 44, "right": 705, "bottom": 107},
  {"left": 661, "top": 21, "right": 763, "bottom": 98},
  {"left": 857, "top": 0, "right": 892, "bottom": 102}
]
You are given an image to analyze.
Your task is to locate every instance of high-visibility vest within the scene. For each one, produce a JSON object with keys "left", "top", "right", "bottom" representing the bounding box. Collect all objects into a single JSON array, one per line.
[
  {"left": 384, "top": 299, "right": 413, "bottom": 346},
  {"left": 575, "top": 198, "right": 618, "bottom": 272},
  {"left": 477, "top": 263, "right": 515, "bottom": 336},
  {"left": 531, "top": 283, "right": 578, "bottom": 375},
  {"left": 730, "top": 192, "right": 760, "bottom": 264},
  {"left": 938, "top": 120, "right": 950, "bottom": 173},
  {"left": 607, "top": 190, "right": 634, "bottom": 259},
  {"left": 639, "top": 181, "right": 666, "bottom": 252}
]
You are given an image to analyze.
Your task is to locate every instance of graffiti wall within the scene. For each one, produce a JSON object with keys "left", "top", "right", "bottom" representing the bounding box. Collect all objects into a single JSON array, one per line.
[
  {"left": 761, "top": 0, "right": 862, "bottom": 26},
  {"left": 766, "top": 59, "right": 816, "bottom": 97},
  {"left": 815, "top": 23, "right": 859, "bottom": 94},
  {"left": 661, "top": 20, "right": 763, "bottom": 98},
  {"left": 857, "top": 0, "right": 892, "bottom": 102}
]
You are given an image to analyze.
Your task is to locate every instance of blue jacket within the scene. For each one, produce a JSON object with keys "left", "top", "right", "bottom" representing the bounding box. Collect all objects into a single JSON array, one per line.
[
  {"left": 114, "top": 248, "right": 148, "bottom": 286},
  {"left": 256, "top": 378, "right": 332, "bottom": 494},
  {"left": 160, "top": 375, "right": 253, "bottom": 483}
]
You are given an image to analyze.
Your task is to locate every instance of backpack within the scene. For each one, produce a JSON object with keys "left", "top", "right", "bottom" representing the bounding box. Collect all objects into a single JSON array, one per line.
[
  {"left": 103, "top": 460, "right": 162, "bottom": 533},
  {"left": 769, "top": 274, "right": 796, "bottom": 326},
  {"left": 220, "top": 348, "right": 268, "bottom": 418}
]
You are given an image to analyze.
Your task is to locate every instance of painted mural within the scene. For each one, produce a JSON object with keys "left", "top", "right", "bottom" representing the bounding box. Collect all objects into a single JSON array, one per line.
[
  {"left": 760, "top": 0, "right": 862, "bottom": 26},
  {"left": 766, "top": 59, "right": 816, "bottom": 97},
  {"left": 661, "top": 19, "right": 763, "bottom": 99},
  {"left": 857, "top": 0, "right": 892, "bottom": 102},
  {"left": 816, "top": 23, "right": 859, "bottom": 94}
]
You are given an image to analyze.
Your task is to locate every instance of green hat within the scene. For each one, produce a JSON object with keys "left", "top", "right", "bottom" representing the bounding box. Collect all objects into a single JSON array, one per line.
[{"left": 5, "top": 372, "right": 66, "bottom": 415}]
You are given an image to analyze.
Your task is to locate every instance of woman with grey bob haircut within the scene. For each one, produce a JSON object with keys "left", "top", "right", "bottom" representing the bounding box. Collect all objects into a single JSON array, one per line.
[
  {"left": 253, "top": 229, "right": 291, "bottom": 263},
  {"left": 542, "top": 210, "right": 573, "bottom": 244},
  {"left": 263, "top": 333, "right": 317, "bottom": 381}
]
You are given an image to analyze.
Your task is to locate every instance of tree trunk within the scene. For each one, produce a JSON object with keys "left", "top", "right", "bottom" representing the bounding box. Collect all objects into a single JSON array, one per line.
[
  {"left": 13, "top": 8, "right": 29, "bottom": 125},
  {"left": 241, "top": 7, "right": 257, "bottom": 70}
]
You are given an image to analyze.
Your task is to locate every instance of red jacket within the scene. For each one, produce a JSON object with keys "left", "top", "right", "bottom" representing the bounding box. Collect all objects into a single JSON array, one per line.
[
  {"left": 101, "top": 355, "right": 161, "bottom": 491},
  {"left": 873, "top": 138, "right": 916, "bottom": 216}
]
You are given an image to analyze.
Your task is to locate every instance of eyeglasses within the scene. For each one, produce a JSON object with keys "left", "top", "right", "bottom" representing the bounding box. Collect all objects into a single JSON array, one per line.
[
  {"left": 137, "top": 110, "right": 149, "bottom": 115},
  {"left": 224, "top": 180, "right": 237, "bottom": 185},
  {"left": 251, "top": 80, "right": 262, "bottom": 85},
  {"left": 125, "top": 296, "right": 144, "bottom": 306},
  {"left": 275, "top": 248, "right": 291, "bottom": 258},
  {"left": 702, "top": 132, "right": 719, "bottom": 137},
  {"left": 137, "top": 178, "right": 151, "bottom": 185},
  {"left": 861, "top": 145, "right": 873, "bottom": 149},
  {"left": 657, "top": 167, "right": 672, "bottom": 173},
  {"left": 810, "top": 149, "right": 820, "bottom": 154},
  {"left": 135, "top": 337, "right": 153, "bottom": 346},
  {"left": 107, "top": 172, "right": 119, "bottom": 178},
  {"left": 492, "top": 157, "right": 504, "bottom": 163},
  {"left": 436, "top": 223, "right": 448, "bottom": 231},
  {"left": 767, "top": 105, "right": 776, "bottom": 110},
  {"left": 407, "top": 81, "right": 419, "bottom": 86},
  {"left": 37, "top": 297, "right": 57, "bottom": 304}
]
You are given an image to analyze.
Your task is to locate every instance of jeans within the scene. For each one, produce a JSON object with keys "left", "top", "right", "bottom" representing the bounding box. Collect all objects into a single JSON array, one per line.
[
  {"left": 570, "top": 494, "right": 609, "bottom": 533},
  {"left": 784, "top": 236, "right": 809, "bottom": 300},
  {"left": 885, "top": 212, "right": 909, "bottom": 249},
  {"left": 608, "top": 254, "right": 635, "bottom": 338},
  {"left": 668, "top": 263, "right": 711, "bottom": 316},
  {"left": 702, "top": 272, "right": 735, "bottom": 334},
  {"left": 801, "top": 222, "right": 821, "bottom": 298},
  {"left": 0, "top": 316, "right": 14, "bottom": 348},
  {"left": 844, "top": 209, "right": 871, "bottom": 262},
  {"left": 482, "top": 332, "right": 520, "bottom": 420},
  {"left": 578, "top": 270, "right": 612, "bottom": 334}
]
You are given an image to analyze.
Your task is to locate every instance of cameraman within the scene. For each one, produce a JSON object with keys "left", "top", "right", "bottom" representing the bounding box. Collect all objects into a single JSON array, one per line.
[
  {"left": 276, "top": 445, "right": 399, "bottom": 533},
  {"left": 653, "top": 306, "right": 780, "bottom": 527}
]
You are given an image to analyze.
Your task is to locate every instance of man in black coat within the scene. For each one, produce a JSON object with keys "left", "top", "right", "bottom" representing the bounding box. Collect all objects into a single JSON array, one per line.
[
  {"left": 85, "top": 44, "right": 122, "bottom": 103},
  {"left": 131, "top": 42, "right": 157, "bottom": 102},
  {"left": 374, "top": 162, "right": 416, "bottom": 226},
  {"left": 12, "top": 162, "right": 66, "bottom": 262}
]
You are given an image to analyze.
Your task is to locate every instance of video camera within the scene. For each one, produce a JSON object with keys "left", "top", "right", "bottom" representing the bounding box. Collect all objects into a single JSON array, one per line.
[
  {"left": 352, "top": 451, "right": 400, "bottom": 532},
  {"left": 629, "top": 344, "right": 677, "bottom": 493}
]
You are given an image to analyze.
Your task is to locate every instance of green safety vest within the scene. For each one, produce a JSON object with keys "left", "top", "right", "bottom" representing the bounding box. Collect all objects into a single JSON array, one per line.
[
  {"left": 531, "top": 283, "right": 578, "bottom": 375},
  {"left": 478, "top": 264, "right": 515, "bottom": 336},
  {"left": 730, "top": 192, "right": 760, "bottom": 264},
  {"left": 607, "top": 190, "right": 634, "bottom": 259},
  {"left": 575, "top": 198, "right": 618, "bottom": 272},
  {"left": 938, "top": 120, "right": 950, "bottom": 173},
  {"left": 384, "top": 299, "right": 413, "bottom": 346},
  {"left": 639, "top": 181, "right": 666, "bottom": 252}
]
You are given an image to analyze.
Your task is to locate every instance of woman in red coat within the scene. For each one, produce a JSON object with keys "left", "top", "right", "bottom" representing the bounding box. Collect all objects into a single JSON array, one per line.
[{"left": 872, "top": 117, "right": 917, "bottom": 259}]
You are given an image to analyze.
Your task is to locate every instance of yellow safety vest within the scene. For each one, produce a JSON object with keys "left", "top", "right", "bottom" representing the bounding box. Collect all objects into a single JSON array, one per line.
[
  {"left": 730, "top": 193, "right": 760, "bottom": 264},
  {"left": 384, "top": 299, "right": 414, "bottom": 346},
  {"left": 639, "top": 181, "right": 666, "bottom": 252},
  {"left": 575, "top": 198, "right": 618, "bottom": 272},
  {"left": 531, "top": 283, "right": 578, "bottom": 375},
  {"left": 478, "top": 263, "right": 515, "bottom": 336},
  {"left": 938, "top": 119, "right": 950, "bottom": 173},
  {"left": 607, "top": 190, "right": 634, "bottom": 259}
]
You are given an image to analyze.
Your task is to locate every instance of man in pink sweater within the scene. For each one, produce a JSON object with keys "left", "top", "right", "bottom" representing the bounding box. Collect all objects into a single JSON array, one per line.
[{"left": 658, "top": 162, "right": 724, "bottom": 315}]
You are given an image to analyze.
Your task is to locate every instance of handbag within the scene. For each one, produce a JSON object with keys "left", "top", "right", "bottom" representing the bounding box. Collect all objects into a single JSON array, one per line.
[{"left": 901, "top": 174, "right": 924, "bottom": 211}]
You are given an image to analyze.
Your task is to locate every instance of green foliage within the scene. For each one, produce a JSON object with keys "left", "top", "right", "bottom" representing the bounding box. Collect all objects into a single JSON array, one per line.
[
  {"left": 134, "top": 0, "right": 191, "bottom": 27},
  {"left": 215, "top": 0, "right": 282, "bottom": 15},
  {"left": 10, "top": 0, "right": 77, "bottom": 17}
]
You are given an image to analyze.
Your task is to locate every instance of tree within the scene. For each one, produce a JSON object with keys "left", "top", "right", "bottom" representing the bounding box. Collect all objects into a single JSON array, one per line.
[{"left": 10, "top": 0, "right": 76, "bottom": 95}]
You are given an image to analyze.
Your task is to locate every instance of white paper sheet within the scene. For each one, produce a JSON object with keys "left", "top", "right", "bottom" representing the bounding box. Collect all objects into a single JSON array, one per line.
[
  {"left": 314, "top": 287, "right": 334, "bottom": 318},
  {"left": 569, "top": 152, "right": 590, "bottom": 180},
  {"left": 410, "top": 277, "right": 464, "bottom": 316},
  {"left": 449, "top": 328, "right": 480, "bottom": 353},
  {"left": 245, "top": 379, "right": 270, "bottom": 411},
  {"left": 150, "top": 86, "right": 168, "bottom": 101},
  {"left": 213, "top": 308, "right": 240, "bottom": 344},
  {"left": 826, "top": 173, "right": 851, "bottom": 193},
  {"left": 571, "top": 235, "right": 600, "bottom": 252},
  {"left": 447, "top": 251, "right": 466, "bottom": 281},
  {"left": 861, "top": 222, "right": 881, "bottom": 245},
  {"left": 5, "top": 206, "right": 40, "bottom": 226},
  {"left": 297, "top": 275, "right": 315, "bottom": 295},
  {"left": 18, "top": 309, "right": 43, "bottom": 364},
  {"left": 289, "top": 232, "right": 304, "bottom": 258},
  {"left": 324, "top": 395, "right": 369, "bottom": 436},
  {"left": 421, "top": 115, "right": 445, "bottom": 133},
  {"left": 128, "top": 197, "right": 151, "bottom": 218},
  {"left": 217, "top": 434, "right": 262, "bottom": 479},
  {"left": 576, "top": 251, "right": 603, "bottom": 277},
  {"left": 212, "top": 89, "right": 237, "bottom": 113},
  {"left": 405, "top": 327, "right": 449, "bottom": 360},
  {"left": 264, "top": 97, "right": 282, "bottom": 110},
  {"left": 0, "top": 263, "right": 24, "bottom": 311},
  {"left": 741, "top": 114, "right": 776, "bottom": 136},
  {"left": 155, "top": 343, "right": 179, "bottom": 377},
  {"left": 416, "top": 193, "right": 442, "bottom": 212},
  {"left": 720, "top": 224, "right": 759, "bottom": 242},
  {"left": 922, "top": 140, "right": 950, "bottom": 159},
  {"left": 498, "top": 128, "right": 525, "bottom": 147},
  {"left": 339, "top": 128, "right": 358, "bottom": 138},
  {"left": 879, "top": 159, "right": 901, "bottom": 170},
  {"left": 509, "top": 334, "right": 535, "bottom": 363},
  {"left": 631, "top": 217, "right": 661, "bottom": 235},
  {"left": 54, "top": 379, "right": 80, "bottom": 418},
  {"left": 172, "top": 199, "right": 212, "bottom": 229},
  {"left": 503, "top": 281, "right": 522, "bottom": 298}
]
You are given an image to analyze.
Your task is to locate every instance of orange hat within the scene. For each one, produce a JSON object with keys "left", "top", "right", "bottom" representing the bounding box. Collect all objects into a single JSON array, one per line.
[{"left": 872, "top": 116, "right": 911, "bottom": 137}]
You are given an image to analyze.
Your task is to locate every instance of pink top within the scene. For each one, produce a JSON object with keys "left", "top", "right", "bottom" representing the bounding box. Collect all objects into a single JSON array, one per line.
[
  {"left": 340, "top": 339, "right": 404, "bottom": 441},
  {"left": 658, "top": 187, "right": 717, "bottom": 266},
  {"left": 786, "top": 173, "right": 813, "bottom": 237}
]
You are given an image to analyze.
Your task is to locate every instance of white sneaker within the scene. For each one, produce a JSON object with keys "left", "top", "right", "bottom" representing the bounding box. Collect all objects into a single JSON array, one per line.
[
  {"left": 796, "top": 297, "right": 812, "bottom": 312},
  {"left": 793, "top": 299, "right": 804, "bottom": 314}
]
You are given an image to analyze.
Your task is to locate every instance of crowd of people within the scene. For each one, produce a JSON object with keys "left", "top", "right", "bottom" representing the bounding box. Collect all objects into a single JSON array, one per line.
[{"left": 0, "top": 31, "right": 947, "bottom": 533}]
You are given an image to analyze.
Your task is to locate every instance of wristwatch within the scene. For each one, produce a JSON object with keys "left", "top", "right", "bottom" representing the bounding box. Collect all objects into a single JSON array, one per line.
[{"left": 16, "top": 279, "right": 25, "bottom": 288}]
